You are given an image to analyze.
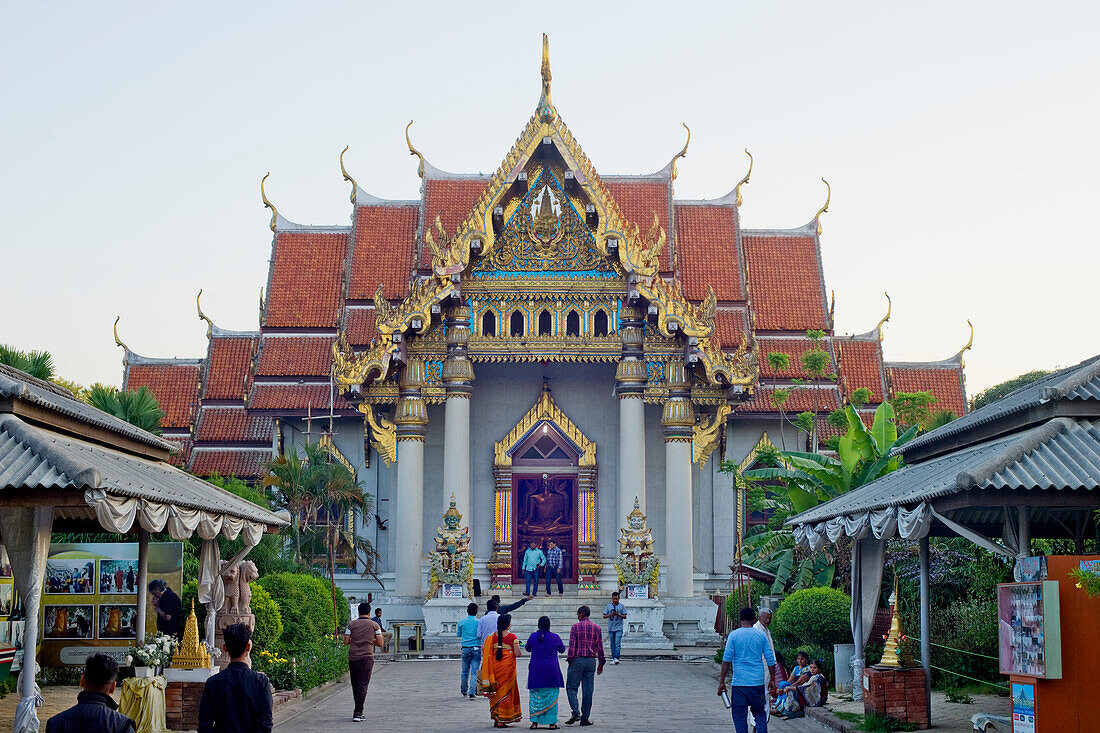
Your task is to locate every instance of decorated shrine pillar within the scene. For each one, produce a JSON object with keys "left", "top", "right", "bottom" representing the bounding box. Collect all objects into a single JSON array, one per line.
[
  {"left": 662, "top": 358, "right": 695, "bottom": 598},
  {"left": 616, "top": 305, "right": 647, "bottom": 526},
  {"left": 395, "top": 359, "right": 428, "bottom": 597},
  {"left": 443, "top": 305, "right": 475, "bottom": 522}
]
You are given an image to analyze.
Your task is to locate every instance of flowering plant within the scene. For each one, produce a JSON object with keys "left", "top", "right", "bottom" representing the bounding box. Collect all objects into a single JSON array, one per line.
[{"left": 125, "top": 633, "right": 178, "bottom": 667}]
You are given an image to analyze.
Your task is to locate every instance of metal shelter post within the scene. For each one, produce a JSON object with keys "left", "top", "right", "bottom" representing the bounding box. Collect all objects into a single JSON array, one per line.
[
  {"left": 135, "top": 528, "right": 149, "bottom": 643},
  {"left": 919, "top": 536, "right": 932, "bottom": 710}
]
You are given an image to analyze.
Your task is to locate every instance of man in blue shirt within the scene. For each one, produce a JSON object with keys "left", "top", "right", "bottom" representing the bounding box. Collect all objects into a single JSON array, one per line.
[
  {"left": 521, "top": 541, "right": 546, "bottom": 596},
  {"left": 718, "top": 607, "right": 776, "bottom": 733},
  {"left": 602, "top": 591, "right": 627, "bottom": 664},
  {"left": 456, "top": 603, "right": 481, "bottom": 699}
]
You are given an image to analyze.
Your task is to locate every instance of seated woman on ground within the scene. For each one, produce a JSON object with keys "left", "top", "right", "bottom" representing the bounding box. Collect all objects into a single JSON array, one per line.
[
  {"left": 779, "top": 658, "right": 828, "bottom": 718},
  {"left": 772, "top": 652, "right": 812, "bottom": 714}
]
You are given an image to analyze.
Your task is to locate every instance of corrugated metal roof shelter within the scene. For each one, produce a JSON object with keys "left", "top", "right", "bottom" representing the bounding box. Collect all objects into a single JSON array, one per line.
[
  {"left": 783, "top": 353, "right": 1100, "bottom": 706},
  {"left": 0, "top": 364, "right": 287, "bottom": 733}
]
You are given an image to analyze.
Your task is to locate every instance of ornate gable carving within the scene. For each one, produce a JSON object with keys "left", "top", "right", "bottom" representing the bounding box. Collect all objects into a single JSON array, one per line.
[{"left": 494, "top": 384, "right": 596, "bottom": 468}]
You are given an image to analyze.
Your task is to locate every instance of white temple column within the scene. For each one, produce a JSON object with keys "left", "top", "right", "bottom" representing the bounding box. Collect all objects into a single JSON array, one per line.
[
  {"left": 616, "top": 305, "right": 648, "bottom": 526},
  {"left": 662, "top": 358, "right": 695, "bottom": 598},
  {"left": 395, "top": 359, "right": 428, "bottom": 597},
  {"left": 443, "top": 305, "right": 474, "bottom": 522}
]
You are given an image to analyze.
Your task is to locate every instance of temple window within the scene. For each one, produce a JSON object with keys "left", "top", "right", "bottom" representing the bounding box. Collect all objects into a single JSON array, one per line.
[
  {"left": 510, "top": 310, "right": 526, "bottom": 337},
  {"left": 482, "top": 309, "right": 497, "bottom": 336},
  {"left": 593, "top": 309, "right": 609, "bottom": 337},
  {"left": 538, "top": 309, "right": 552, "bottom": 336},
  {"left": 565, "top": 309, "right": 580, "bottom": 336}
]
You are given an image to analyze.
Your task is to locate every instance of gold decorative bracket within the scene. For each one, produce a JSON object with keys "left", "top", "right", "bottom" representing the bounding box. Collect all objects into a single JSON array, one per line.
[
  {"left": 361, "top": 404, "right": 396, "bottom": 465},
  {"left": 692, "top": 403, "right": 731, "bottom": 466}
]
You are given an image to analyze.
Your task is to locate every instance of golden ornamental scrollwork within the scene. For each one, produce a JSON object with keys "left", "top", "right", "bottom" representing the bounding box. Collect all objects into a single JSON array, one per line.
[
  {"left": 692, "top": 403, "right": 732, "bottom": 467},
  {"left": 375, "top": 277, "right": 456, "bottom": 337},
  {"left": 634, "top": 279, "right": 716, "bottom": 339},
  {"left": 332, "top": 330, "right": 397, "bottom": 392},
  {"left": 617, "top": 213, "right": 664, "bottom": 276},
  {"left": 360, "top": 403, "right": 397, "bottom": 465},
  {"left": 494, "top": 384, "right": 596, "bottom": 468},
  {"left": 695, "top": 336, "right": 758, "bottom": 388}
]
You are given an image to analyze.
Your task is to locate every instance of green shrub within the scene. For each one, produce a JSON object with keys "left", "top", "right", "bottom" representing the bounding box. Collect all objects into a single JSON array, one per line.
[
  {"left": 258, "top": 573, "right": 348, "bottom": 654},
  {"left": 248, "top": 582, "right": 284, "bottom": 653},
  {"left": 772, "top": 587, "right": 851, "bottom": 652}
]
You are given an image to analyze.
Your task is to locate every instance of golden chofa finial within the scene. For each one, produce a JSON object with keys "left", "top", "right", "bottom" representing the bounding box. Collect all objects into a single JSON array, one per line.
[
  {"left": 260, "top": 173, "right": 277, "bottom": 232},
  {"left": 113, "top": 316, "right": 128, "bottom": 351},
  {"left": 405, "top": 121, "right": 426, "bottom": 179},
  {"left": 876, "top": 292, "right": 892, "bottom": 342},
  {"left": 814, "top": 177, "right": 830, "bottom": 235},
  {"left": 734, "top": 149, "right": 753, "bottom": 207},
  {"left": 340, "top": 146, "right": 358, "bottom": 204},
  {"left": 196, "top": 289, "right": 214, "bottom": 339},
  {"left": 669, "top": 123, "right": 690, "bottom": 181},
  {"left": 960, "top": 319, "right": 974, "bottom": 369},
  {"left": 827, "top": 290, "right": 836, "bottom": 331},
  {"left": 538, "top": 33, "right": 554, "bottom": 121}
]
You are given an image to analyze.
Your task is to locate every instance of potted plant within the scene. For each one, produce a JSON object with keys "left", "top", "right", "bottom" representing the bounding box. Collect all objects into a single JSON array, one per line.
[{"left": 126, "top": 633, "right": 178, "bottom": 677}]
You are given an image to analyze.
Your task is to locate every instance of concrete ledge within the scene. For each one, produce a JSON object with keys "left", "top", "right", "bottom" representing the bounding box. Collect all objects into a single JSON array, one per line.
[{"left": 806, "top": 707, "right": 860, "bottom": 732}]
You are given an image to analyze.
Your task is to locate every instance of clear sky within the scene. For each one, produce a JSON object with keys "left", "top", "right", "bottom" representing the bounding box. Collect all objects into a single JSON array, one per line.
[{"left": 2, "top": 2, "right": 1097, "bottom": 397}]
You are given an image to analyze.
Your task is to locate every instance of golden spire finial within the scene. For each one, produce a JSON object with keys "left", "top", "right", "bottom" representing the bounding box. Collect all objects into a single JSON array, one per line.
[
  {"left": 827, "top": 289, "right": 836, "bottom": 330},
  {"left": 340, "top": 146, "right": 359, "bottom": 204},
  {"left": 113, "top": 316, "right": 128, "bottom": 351},
  {"left": 960, "top": 319, "right": 974, "bottom": 369},
  {"left": 405, "top": 121, "right": 426, "bottom": 179},
  {"left": 875, "top": 292, "right": 892, "bottom": 342},
  {"left": 814, "top": 177, "right": 830, "bottom": 235},
  {"left": 669, "top": 123, "right": 690, "bottom": 181},
  {"left": 734, "top": 149, "right": 753, "bottom": 206},
  {"left": 260, "top": 173, "right": 277, "bottom": 232},
  {"left": 196, "top": 289, "right": 214, "bottom": 339},
  {"left": 538, "top": 34, "right": 554, "bottom": 121}
]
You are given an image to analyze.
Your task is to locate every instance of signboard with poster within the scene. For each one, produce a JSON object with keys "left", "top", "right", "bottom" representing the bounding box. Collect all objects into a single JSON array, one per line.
[
  {"left": 1011, "top": 682, "right": 1036, "bottom": 733},
  {"left": 996, "top": 580, "right": 1062, "bottom": 679},
  {"left": 37, "top": 543, "right": 183, "bottom": 667}
]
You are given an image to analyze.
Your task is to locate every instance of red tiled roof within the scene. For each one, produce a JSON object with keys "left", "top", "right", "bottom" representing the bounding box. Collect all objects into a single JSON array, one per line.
[
  {"left": 203, "top": 336, "right": 256, "bottom": 401},
  {"left": 758, "top": 339, "right": 835, "bottom": 380},
  {"left": 254, "top": 336, "right": 334, "bottom": 377},
  {"left": 888, "top": 365, "right": 968, "bottom": 417},
  {"left": 737, "top": 385, "right": 841, "bottom": 414},
  {"left": 603, "top": 180, "right": 672, "bottom": 271},
  {"left": 421, "top": 179, "right": 488, "bottom": 266},
  {"left": 836, "top": 339, "right": 887, "bottom": 403},
  {"left": 249, "top": 383, "right": 351, "bottom": 411},
  {"left": 713, "top": 309, "right": 747, "bottom": 351},
  {"left": 350, "top": 205, "right": 417, "bottom": 299},
  {"left": 194, "top": 408, "right": 274, "bottom": 443},
  {"left": 346, "top": 307, "right": 379, "bottom": 346},
  {"left": 124, "top": 363, "right": 201, "bottom": 429},
  {"left": 189, "top": 448, "right": 271, "bottom": 479},
  {"left": 743, "top": 234, "right": 827, "bottom": 331},
  {"left": 264, "top": 231, "right": 348, "bottom": 328},
  {"left": 674, "top": 205, "right": 743, "bottom": 301}
]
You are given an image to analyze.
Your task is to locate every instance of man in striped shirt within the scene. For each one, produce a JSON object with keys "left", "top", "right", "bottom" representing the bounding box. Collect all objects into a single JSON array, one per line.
[
  {"left": 565, "top": 606, "right": 605, "bottom": 726},
  {"left": 545, "top": 540, "right": 564, "bottom": 596}
]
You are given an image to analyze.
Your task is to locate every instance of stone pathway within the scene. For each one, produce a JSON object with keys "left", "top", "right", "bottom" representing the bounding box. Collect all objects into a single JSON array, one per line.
[{"left": 275, "top": 659, "right": 824, "bottom": 732}]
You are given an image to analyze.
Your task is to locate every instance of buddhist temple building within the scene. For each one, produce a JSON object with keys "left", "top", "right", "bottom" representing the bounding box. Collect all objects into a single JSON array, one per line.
[{"left": 120, "top": 37, "right": 968, "bottom": 641}]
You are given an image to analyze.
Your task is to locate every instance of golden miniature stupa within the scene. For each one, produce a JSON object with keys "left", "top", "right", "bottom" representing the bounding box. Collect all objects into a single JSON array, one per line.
[
  {"left": 877, "top": 573, "right": 914, "bottom": 669},
  {"left": 171, "top": 602, "right": 210, "bottom": 669}
]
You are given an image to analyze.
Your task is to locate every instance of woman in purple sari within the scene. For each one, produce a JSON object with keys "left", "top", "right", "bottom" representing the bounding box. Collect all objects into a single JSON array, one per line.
[{"left": 525, "top": 615, "right": 565, "bottom": 729}]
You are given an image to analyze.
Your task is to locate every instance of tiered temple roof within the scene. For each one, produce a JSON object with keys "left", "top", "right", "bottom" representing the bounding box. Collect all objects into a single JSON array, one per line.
[{"left": 120, "top": 38, "right": 969, "bottom": 478}]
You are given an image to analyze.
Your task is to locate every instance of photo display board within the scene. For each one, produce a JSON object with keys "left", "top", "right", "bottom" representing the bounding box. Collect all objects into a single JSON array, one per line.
[
  {"left": 38, "top": 542, "right": 183, "bottom": 667},
  {"left": 997, "top": 580, "right": 1062, "bottom": 679}
]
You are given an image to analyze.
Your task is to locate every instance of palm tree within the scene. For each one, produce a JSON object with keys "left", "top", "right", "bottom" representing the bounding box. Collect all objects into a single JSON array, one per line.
[
  {"left": 0, "top": 344, "right": 56, "bottom": 381},
  {"left": 85, "top": 384, "right": 165, "bottom": 435}
]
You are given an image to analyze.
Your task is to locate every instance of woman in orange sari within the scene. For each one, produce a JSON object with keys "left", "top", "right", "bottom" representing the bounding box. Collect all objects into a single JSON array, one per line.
[{"left": 479, "top": 613, "right": 523, "bottom": 727}]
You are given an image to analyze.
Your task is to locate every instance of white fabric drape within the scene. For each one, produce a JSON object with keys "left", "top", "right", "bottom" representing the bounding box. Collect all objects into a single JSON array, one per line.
[
  {"left": 84, "top": 489, "right": 267, "bottom": 544},
  {"left": 793, "top": 503, "right": 934, "bottom": 548},
  {"left": 0, "top": 506, "right": 54, "bottom": 733}
]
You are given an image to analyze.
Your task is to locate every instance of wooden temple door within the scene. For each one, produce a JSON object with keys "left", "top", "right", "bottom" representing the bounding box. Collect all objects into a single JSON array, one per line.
[{"left": 510, "top": 430, "right": 579, "bottom": 585}]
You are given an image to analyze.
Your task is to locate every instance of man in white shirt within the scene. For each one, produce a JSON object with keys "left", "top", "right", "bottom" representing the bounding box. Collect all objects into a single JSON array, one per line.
[{"left": 751, "top": 607, "right": 776, "bottom": 728}]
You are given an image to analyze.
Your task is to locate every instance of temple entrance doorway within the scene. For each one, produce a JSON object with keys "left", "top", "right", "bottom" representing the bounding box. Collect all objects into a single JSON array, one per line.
[{"left": 511, "top": 428, "right": 579, "bottom": 585}]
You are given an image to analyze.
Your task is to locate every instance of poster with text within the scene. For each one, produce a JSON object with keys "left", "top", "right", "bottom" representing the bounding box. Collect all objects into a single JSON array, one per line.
[
  {"left": 38, "top": 542, "right": 183, "bottom": 667},
  {"left": 1011, "top": 682, "right": 1035, "bottom": 733}
]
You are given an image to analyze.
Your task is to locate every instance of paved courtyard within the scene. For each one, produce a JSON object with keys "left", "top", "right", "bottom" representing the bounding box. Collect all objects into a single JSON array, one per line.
[{"left": 274, "top": 658, "right": 823, "bottom": 732}]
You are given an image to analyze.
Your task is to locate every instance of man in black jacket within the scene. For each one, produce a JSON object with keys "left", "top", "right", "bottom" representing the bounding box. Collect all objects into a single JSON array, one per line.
[
  {"left": 198, "top": 623, "right": 273, "bottom": 733},
  {"left": 46, "top": 653, "right": 135, "bottom": 733}
]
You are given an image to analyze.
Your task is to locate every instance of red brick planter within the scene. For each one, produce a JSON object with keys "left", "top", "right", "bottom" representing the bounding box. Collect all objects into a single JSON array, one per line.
[{"left": 863, "top": 667, "right": 929, "bottom": 730}]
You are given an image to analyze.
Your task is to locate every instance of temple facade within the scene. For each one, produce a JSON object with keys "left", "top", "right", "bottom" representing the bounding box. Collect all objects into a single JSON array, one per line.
[{"left": 120, "top": 37, "right": 969, "bottom": 641}]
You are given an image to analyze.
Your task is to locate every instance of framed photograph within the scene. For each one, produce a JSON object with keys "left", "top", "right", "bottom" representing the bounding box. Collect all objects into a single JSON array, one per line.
[
  {"left": 0, "top": 547, "right": 11, "bottom": 578},
  {"left": 44, "top": 560, "right": 95, "bottom": 595},
  {"left": 98, "top": 559, "right": 140, "bottom": 595},
  {"left": 0, "top": 585, "right": 11, "bottom": 616},
  {"left": 12, "top": 620, "right": 25, "bottom": 647},
  {"left": 97, "top": 604, "right": 137, "bottom": 640},
  {"left": 42, "top": 605, "right": 94, "bottom": 640},
  {"left": 0, "top": 621, "right": 10, "bottom": 645}
]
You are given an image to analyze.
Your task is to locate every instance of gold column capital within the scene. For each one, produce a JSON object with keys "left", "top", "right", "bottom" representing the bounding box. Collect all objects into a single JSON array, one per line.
[{"left": 396, "top": 359, "right": 428, "bottom": 438}]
